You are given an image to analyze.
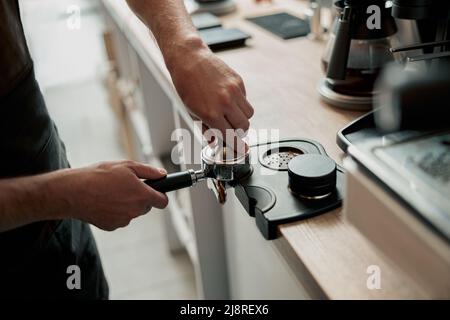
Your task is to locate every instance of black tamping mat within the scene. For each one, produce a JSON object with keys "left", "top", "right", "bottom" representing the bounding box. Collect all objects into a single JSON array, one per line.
[
  {"left": 232, "top": 139, "right": 345, "bottom": 240},
  {"left": 246, "top": 12, "right": 310, "bottom": 40}
]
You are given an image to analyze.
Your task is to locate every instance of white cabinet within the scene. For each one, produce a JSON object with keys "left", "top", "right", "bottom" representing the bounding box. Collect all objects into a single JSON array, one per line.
[{"left": 223, "top": 195, "right": 312, "bottom": 299}]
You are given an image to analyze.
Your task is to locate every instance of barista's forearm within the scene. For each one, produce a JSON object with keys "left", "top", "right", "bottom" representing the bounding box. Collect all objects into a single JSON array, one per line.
[
  {"left": 126, "top": 0, "right": 209, "bottom": 70},
  {"left": 0, "top": 170, "right": 72, "bottom": 232}
]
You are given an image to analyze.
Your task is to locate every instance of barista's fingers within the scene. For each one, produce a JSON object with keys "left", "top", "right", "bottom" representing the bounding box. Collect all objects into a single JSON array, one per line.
[
  {"left": 236, "top": 94, "right": 254, "bottom": 120},
  {"left": 204, "top": 117, "right": 246, "bottom": 155},
  {"left": 238, "top": 77, "right": 247, "bottom": 96},
  {"left": 225, "top": 104, "right": 250, "bottom": 132},
  {"left": 126, "top": 161, "right": 167, "bottom": 179},
  {"left": 223, "top": 110, "right": 249, "bottom": 153},
  {"left": 204, "top": 117, "right": 234, "bottom": 143},
  {"left": 202, "top": 124, "right": 217, "bottom": 144}
]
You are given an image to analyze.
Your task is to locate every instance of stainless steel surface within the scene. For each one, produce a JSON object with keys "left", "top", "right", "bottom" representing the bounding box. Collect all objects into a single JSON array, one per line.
[{"left": 191, "top": 169, "right": 206, "bottom": 185}]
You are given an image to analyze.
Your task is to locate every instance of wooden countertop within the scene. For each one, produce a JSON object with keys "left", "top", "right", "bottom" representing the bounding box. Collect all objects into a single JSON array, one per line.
[{"left": 102, "top": 0, "right": 431, "bottom": 299}]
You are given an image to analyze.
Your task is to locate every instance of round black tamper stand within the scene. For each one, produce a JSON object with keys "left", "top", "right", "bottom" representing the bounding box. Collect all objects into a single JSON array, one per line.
[{"left": 288, "top": 154, "right": 337, "bottom": 199}]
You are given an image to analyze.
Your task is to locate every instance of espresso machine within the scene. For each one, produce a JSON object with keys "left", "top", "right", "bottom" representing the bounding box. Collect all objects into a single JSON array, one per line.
[
  {"left": 338, "top": 0, "right": 450, "bottom": 150},
  {"left": 341, "top": 0, "right": 450, "bottom": 297}
]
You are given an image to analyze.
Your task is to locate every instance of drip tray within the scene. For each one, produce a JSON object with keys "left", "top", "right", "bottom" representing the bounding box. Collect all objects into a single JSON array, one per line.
[{"left": 233, "top": 139, "right": 345, "bottom": 240}]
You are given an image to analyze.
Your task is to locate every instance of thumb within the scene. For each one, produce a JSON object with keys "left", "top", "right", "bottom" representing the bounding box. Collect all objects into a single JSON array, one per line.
[{"left": 126, "top": 161, "right": 167, "bottom": 179}]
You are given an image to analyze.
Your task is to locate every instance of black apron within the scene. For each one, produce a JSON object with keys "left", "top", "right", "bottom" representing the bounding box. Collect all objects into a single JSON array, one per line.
[{"left": 0, "top": 1, "right": 108, "bottom": 299}]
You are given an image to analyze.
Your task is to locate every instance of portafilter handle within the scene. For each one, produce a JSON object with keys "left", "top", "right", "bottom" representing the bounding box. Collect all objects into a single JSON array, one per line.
[{"left": 144, "top": 169, "right": 206, "bottom": 193}]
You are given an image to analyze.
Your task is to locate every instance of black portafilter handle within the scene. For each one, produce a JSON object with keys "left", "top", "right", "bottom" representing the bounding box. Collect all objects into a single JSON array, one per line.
[{"left": 144, "top": 169, "right": 204, "bottom": 193}]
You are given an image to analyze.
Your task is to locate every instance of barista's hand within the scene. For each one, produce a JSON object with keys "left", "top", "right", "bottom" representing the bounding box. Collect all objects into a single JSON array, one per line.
[
  {"left": 167, "top": 43, "right": 254, "bottom": 138},
  {"left": 67, "top": 161, "right": 168, "bottom": 231}
]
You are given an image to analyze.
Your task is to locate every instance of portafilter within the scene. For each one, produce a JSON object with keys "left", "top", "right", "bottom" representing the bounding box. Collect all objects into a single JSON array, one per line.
[{"left": 144, "top": 142, "right": 251, "bottom": 194}]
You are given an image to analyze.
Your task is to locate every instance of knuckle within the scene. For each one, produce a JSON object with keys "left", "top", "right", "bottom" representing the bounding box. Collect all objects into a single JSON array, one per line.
[
  {"left": 233, "top": 78, "right": 243, "bottom": 90},
  {"left": 96, "top": 161, "right": 110, "bottom": 170},
  {"left": 203, "top": 110, "right": 218, "bottom": 123},
  {"left": 233, "top": 76, "right": 244, "bottom": 88},
  {"left": 227, "top": 82, "right": 241, "bottom": 96},
  {"left": 218, "top": 89, "right": 232, "bottom": 105}
]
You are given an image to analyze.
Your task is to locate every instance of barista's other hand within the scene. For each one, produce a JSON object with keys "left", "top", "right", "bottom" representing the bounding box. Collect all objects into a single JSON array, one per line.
[
  {"left": 69, "top": 161, "right": 168, "bottom": 231},
  {"left": 167, "top": 41, "right": 254, "bottom": 137}
]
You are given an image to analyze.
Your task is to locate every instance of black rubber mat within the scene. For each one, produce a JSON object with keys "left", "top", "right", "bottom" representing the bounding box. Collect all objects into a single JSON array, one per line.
[
  {"left": 199, "top": 27, "right": 251, "bottom": 51},
  {"left": 191, "top": 12, "right": 222, "bottom": 30},
  {"left": 246, "top": 12, "right": 310, "bottom": 40}
]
